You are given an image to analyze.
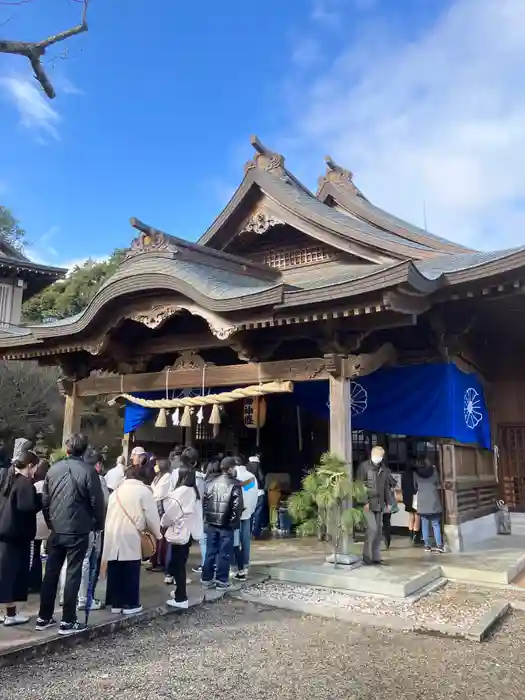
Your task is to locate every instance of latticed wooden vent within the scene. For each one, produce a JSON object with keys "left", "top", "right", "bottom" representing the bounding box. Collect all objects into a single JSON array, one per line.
[{"left": 261, "top": 246, "right": 336, "bottom": 269}]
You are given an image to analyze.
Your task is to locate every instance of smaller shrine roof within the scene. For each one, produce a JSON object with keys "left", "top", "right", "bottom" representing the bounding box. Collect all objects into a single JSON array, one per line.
[
  {"left": 414, "top": 247, "right": 525, "bottom": 280},
  {"left": 0, "top": 252, "right": 65, "bottom": 298},
  {"left": 316, "top": 155, "right": 472, "bottom": 255}
]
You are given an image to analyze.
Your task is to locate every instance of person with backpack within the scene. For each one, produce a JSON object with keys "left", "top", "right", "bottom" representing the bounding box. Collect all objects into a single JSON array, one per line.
[{"left": 36, "top": 434, "right": 106, "bottom": 635}]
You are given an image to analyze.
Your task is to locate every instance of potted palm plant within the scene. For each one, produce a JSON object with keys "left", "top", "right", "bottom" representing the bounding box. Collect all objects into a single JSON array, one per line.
[{"left": 288, "top": 452, "right": 367, "bottom": 567}]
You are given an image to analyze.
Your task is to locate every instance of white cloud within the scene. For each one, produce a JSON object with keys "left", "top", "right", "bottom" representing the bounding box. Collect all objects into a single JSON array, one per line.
[
  {"left": 311, "top": 0, "right": 374, "bottom": 25},
  {"left": 1, "top": 75, "right": 60, "bottom": 142},
  {"left": 283, "top": 0, "right": 525, "bottom": 250},
  {"left": 54, "top": 74, "right": 83, "bottom": 96},
  {"left": 292, "top": 38, "right": 321, "bottom": 69},
  {"left": 25, "top": 244, "right": 110, "bottom": 274},
  {"left": 26, "top": 225, "right": 61, "bottom": 264}
]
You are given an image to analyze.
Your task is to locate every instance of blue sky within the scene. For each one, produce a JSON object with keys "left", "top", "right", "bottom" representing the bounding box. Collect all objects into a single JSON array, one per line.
[{"left": 1, "top": 0, "right": 524, "bottom": 268}]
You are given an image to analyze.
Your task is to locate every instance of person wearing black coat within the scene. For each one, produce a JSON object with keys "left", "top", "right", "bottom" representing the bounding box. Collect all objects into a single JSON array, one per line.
[
  {"left": 201, "top": 456, "right": 243, "bottom": 589},
  {"left": 36, "top": 433, "right": 106, "bottom": 636},
  {"left": 401, "top": 463, "right": 422, "bottom": 545},
  {"left": 0, "top": 446, "right": 39, "bottom": 627}
]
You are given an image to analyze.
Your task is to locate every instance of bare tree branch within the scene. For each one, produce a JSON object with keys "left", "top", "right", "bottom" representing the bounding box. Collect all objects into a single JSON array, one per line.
[{"left": 0, "top": 0, "right": 89, "bottom": 98}]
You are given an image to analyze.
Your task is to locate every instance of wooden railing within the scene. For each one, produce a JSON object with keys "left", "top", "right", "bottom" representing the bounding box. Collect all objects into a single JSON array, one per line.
[{"left": 452, "top": 481, "right": 498, "bottom": 524}]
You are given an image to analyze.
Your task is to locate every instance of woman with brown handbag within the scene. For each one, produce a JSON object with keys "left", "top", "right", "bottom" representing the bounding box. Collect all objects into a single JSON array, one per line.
[{"left": 101, "top": 462, "right": 161, "bottom": 615}]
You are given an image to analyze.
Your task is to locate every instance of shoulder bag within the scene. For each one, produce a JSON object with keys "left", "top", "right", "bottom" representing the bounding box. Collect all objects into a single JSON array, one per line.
[{"left": 115, "top": 489, "right": 157, "bottom": 560}]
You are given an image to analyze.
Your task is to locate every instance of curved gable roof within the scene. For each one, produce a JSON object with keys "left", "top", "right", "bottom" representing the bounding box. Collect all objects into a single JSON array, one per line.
[
  {"left": 316, "top": 156, "right": 473, "bottom": 255},
  {"left": 198, "top": 137, "right": 440, "bottom": 262}
]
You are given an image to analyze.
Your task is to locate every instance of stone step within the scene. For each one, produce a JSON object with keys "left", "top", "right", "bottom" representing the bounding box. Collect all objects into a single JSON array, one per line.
[
  {"left": 268, "top": 560, "right": 442, "bottom": 599},
  {"left": 441, "top": 556, "right": 525, "bottom": 585},
  {"left": 510, "top": 515, "right": 525, "bottom": 535}
]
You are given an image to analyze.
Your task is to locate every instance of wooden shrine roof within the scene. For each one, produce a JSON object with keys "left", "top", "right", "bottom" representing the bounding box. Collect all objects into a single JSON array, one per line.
[
  {"left": 0, "top": 241, "right": 65, "bottom": 298},
  {"left": 0, "top": 138, "right": 523, "bottom": 359},
  {"left": 315, "top": 156, "right": 470, "bottom": 255}
]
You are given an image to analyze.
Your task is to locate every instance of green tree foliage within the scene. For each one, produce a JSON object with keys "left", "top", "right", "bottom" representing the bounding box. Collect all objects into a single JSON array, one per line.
[
  {"left": 0, "top": 206, "right": 26, "bottom": 252},
  {"left": 22, "top": 249, "right": 127, "bottom": 324},
  {"left": 288, "top": 453, "right": 367, "bottom": 564}
]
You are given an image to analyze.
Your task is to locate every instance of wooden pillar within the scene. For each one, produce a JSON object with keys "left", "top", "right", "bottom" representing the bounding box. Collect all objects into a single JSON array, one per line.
[
  {"left": 62, "top": 383, "right": 84, "bottom": 448},
  {"left": 122, "top": 433, "right": 131, "bottom": 462},
  {"left": 441, "top": 442, "right": 461, "bottom": 552},
  {"left": 329, "top": 375, "right": 352, "bottom": 463},
  {"left": 328, "top": 373, "right": 358, "bottom": 564}
]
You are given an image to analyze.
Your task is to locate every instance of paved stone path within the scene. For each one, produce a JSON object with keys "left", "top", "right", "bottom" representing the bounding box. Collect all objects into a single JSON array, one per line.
[
  {"left": 0, "top": 539, "right": 328, "bottom": 657},
  {"left": 1, "top": 598, "right": 524, "bottom": 700}
]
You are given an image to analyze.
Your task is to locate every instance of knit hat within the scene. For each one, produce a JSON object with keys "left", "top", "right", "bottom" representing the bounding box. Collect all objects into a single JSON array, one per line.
[{"left": 12, "top": 438, "right": 33, "bottom": 463}]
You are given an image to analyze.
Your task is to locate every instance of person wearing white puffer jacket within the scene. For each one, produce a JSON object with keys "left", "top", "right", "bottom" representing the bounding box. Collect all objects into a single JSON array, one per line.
[
  {"left": 232, "top": 457, "right": 258, "bottom": 581},
  {"left": 162, "top": 466, "right": 203, "bottom": 609}
]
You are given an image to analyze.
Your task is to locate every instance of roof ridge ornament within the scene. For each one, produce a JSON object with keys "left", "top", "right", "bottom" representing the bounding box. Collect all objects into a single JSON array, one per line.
[
  {"left": 317, "top": 155, "right": 364, "bottom": 197},
  {"left": 244, "top": 135, "right": 286, "bottom": 177},
  {"left": 125, "top": 218, "right": 178, "bottom": 259}
]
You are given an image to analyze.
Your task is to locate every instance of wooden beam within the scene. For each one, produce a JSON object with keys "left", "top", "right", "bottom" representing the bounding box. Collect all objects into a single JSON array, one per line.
[
  {"left": 76, "top": 356, "right": 339, "bottom": 397},
  {"left": 343, "top": 343, "right": 397, "bottom": 378},
  {"left": 133, "top": 334, "right": 228, "bottom": 357}
]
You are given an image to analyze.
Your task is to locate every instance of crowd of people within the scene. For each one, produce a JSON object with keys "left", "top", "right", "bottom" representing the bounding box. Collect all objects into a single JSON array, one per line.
[
  {"left": 0, "top": 433, "right": 445, "bottom": 633},
  {"left": 0, "top": 435, "right": 265, "bottom": 635}
]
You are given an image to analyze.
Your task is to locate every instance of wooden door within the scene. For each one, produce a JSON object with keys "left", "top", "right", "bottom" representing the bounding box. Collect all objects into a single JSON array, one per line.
[{"left": 498, "top": 424, "right": 525, "bottom": 510}]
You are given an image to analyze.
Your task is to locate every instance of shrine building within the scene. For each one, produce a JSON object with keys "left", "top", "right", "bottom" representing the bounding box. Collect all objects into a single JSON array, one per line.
[{"left": 1, "top": 137, "right": 525, "bottom": 552}]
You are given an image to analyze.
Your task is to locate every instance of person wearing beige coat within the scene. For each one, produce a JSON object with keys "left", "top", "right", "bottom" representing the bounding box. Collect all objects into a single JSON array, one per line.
[{"left": 102, "top": 470, "right": 161, "bottom": 615}]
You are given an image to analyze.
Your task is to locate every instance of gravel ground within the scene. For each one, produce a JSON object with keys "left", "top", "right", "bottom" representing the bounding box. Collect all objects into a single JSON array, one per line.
[
  {"left": 1, "top": 598, "right": 524, "bottom": 700},
  {"left": 245, "top": 580, "right": 515, "bottom": 628}
]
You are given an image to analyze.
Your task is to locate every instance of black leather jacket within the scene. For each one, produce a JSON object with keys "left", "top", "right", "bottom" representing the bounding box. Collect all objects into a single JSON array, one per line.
[
  {"left": 42, "top": 457, "right": 106, "bottom": 535},
  {"left": 203, "top": 474, "right": 243, "bottom": 530}
]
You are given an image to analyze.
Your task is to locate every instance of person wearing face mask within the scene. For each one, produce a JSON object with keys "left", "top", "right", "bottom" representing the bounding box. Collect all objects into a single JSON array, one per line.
[
  {"left": 0, "top": 441, "right": 40, "bottom": 626},
  {"left": 357, "top": 445, "right": 391, "bottom": 566}
]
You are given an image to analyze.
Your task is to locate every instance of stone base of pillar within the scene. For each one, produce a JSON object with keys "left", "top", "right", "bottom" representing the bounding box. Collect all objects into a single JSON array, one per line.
[{"left": 325, "top": 553, "right": 362, "bottom": 567}]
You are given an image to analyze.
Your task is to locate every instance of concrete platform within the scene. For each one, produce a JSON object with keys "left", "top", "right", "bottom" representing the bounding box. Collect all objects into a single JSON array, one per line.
[
  {"left": 262, "top": 535, "right": 525, "bottom": 594},
  {"left": 268, "top": 559, "right": 443, "bottom": 598},
  {"left": 441, "top": 538, "right": 525, "bottom": 585}
]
